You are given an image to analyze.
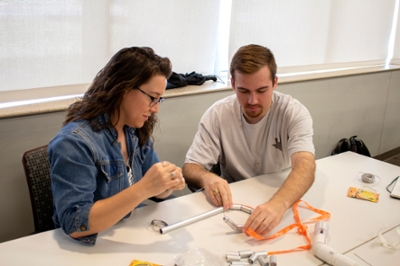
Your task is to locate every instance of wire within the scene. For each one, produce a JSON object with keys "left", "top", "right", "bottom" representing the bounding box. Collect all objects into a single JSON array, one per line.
[
  {"left": 353, "top": 253, "right": 373, "bottom": 266},
  {"left": 386, "top": 176, "right": 400, "bottom": 193}
]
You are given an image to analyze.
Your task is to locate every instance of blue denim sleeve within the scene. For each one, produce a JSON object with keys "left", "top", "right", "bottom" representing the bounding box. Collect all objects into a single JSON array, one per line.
[
  {"left": 140, "top": 139, "right": 160, "bottom": 175},
  {"left": 48, "top": 132, "right": 98, "bottom": 245}
]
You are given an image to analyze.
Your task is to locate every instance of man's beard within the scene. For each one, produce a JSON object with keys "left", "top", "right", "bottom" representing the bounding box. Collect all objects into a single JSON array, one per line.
[{"left": 244, "top": 104, "right": 263, "bottom": 118}]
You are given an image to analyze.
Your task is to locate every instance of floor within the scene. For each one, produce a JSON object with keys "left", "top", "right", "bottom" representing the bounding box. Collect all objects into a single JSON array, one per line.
[
  {"left": 374, "top": 147, "right": 400, "bottom": 167},
  {"left": 382, "top": 154, "right": 400, "bottom": 167}
]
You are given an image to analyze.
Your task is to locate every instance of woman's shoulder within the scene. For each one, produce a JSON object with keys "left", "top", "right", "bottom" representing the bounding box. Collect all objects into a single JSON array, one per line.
[{"left": 58, "top": 119, "right": 92, "bottom": 136}]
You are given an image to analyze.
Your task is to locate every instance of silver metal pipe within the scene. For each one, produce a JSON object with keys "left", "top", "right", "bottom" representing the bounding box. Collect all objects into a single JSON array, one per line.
[
  {"left": 230, "top": 262, "right": 250, "bottom": 265},
  {"left": 160, "top": 207, "right": 224, "bottom": 234},
  {"left": 240, "top": 205, "right": 253, "bottom": 214},
  {"left": 249, "top": 251, "right": 268, "bottom": 264},
  {"left": 230, "top": 204, "right": 243, "bottom": 211},
  {"left": 270, "top": 255, "right": 277, "bottom": 266},
  {"left": 223, "top": 216, "right": 243, "bottom": 231},
  {"left": 239, "top": 250, "right": 253, "bottom": 258},
  {"left": 257, "top": 255, "right": 269, "bottom": 266},
  {"left": 226, "top": 254, "right": 241, "bottom": 261}
]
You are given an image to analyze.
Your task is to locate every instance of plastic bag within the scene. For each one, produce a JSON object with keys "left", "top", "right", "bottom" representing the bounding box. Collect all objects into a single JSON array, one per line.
[{"left": 173, "top": 247, "right": 225, "bottom": 266}]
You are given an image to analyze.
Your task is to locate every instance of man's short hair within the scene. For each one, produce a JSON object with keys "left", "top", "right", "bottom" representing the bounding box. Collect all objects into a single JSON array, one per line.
[{"left": 230, "top": 44, "right": 277, "bottom": 83}]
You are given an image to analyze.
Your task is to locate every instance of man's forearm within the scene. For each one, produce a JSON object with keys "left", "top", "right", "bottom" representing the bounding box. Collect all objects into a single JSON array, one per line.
[
  {"left": 269, "top": 152, "right": 316, "bottom": 210},
  {"left": 183, "top": 163, "right": 214, "bottom": 189}
]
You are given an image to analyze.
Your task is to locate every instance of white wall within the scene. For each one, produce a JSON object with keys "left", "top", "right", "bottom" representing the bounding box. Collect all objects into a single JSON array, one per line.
[{"left": 0, "top": 70, "right": 399, "bottom": 243}]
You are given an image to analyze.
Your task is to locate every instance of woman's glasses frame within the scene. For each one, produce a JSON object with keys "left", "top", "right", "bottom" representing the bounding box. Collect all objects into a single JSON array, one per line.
[{"left": 135, "top": 87, "right": 165, "bottom": 107}]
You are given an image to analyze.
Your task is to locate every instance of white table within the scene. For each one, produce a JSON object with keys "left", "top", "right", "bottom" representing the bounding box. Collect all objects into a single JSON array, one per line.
[
  {"left": 343, "top": 225, "right": 400, "bottom": 266},
  {"left": 1, "top": 152, "right": 399, "bottom": 265}
]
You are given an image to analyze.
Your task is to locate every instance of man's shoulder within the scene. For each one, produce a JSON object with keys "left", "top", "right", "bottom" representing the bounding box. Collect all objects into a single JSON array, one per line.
[
  {"left": 213, "top": 93, "right": 236, "bottom": 106},
  {"left": 273, "top": 90, "right": 295, "bottom": 102},
  {"left": 199, "top": 94, "right": 239, "bottom": 125},
  {"left": 273, "top": 91, "right": 306, "bottom": 109},
  {"left": 206, "top": 94, "right": 237, "bottom": 114}
]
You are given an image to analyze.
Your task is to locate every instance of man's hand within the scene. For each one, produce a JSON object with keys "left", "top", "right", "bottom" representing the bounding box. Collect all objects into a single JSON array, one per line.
[
  {"left": 242, "top": 152, "right": 315, "bottom": 237},
  {"left": 242, "top": 201, "right": 286, "bottom": 236},
  {"left": 203, "top": 175, "right": 233, "bottom": 209},
  {"left": 183, "top": 163, "right": 233, "bottom": 209}
]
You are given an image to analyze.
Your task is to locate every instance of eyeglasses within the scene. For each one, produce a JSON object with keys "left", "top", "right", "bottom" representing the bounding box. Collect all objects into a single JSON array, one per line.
[{"left": 135, "top": 87, "right": 165, "bottom": 107}]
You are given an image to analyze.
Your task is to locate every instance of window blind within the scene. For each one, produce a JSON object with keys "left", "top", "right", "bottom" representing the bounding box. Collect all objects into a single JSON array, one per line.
[
  {"left": 0, "top": 0, "right": 398, "bottom": 96},
  {"left": 229, "top": 0, "right": 396, "bottom": 74},
  {"left": 0, "top": 0, "right": 221, "bottom": 93},
  {"left": 391, "top": 2, "right": 400, "bottom": 65}
]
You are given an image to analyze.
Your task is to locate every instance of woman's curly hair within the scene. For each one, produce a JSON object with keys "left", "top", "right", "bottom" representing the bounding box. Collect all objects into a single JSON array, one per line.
[{"left": 64, "top": 47, "right": 172, "bottom": 147}]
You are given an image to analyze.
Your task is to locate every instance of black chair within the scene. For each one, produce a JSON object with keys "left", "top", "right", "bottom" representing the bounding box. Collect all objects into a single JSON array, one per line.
[
  {"left": 22, "top": 145, "right": 55, "bottom": 233},
  {"left": 210, "top": 163, "right": 221, "bottom": 177}
]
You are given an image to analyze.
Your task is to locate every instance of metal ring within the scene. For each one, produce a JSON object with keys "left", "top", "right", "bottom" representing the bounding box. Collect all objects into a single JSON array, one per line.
[
  {"left": 170, "top": 171, "right": 175, "bottom": 178},
  {"left": 151, "top": 219, "right": 168, "bottom": 232},
  {"left": 213, "top": 189, "right": 219, "bottom": 195}
]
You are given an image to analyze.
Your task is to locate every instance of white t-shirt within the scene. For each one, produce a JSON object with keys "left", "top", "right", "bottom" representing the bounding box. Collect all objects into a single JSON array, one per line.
[{"left": 185, "top": 91, "right": 315, "bottom": 183}]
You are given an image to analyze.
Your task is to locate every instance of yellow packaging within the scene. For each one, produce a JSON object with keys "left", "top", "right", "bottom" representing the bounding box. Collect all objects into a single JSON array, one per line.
[
  {"left": 347, "top": 187, "right": 379, "bottom": 203},
  {"left": 129, "top": 260, "right": 162, "bottom": 266}
]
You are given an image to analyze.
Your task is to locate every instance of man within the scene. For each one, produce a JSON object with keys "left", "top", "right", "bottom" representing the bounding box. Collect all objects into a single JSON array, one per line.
[{"left": 182, "top": 44, "right": 315, "bottom": 237}]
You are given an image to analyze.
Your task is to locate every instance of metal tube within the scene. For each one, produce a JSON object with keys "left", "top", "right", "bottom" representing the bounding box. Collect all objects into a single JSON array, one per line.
[
  {"left": 226, "top": 254, "right": 241, "bottom": 261},
  {"left": 160, "top": 207, "right": 224, "bottom": 234},
  {"left": 257, "top": 255, "right": 269, "bottom": 266},
  {"left": 223, "top": 216, "right": 242, "bottom": 231},
  {"left": 248, "top": 252, "right": 259, "bottom": 264},
  {"left": 240, "top": 205, "right": 253, "bottom": 214},
  {"left": 230, "top": 204, "right": 243, "bottom": 211},
  {"left": 249, "top": 252, "right": 268, "bottom": 264},
  {"left": 239, "top": 250, "right": 253, "bottom": 258},
  {"left": 270, "top": 255, "right": 277, "bottom": 266}
]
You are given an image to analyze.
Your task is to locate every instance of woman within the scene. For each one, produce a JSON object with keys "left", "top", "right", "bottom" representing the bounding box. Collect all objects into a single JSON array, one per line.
[{"left": 48, "top": 47, "right": 185, "bottom": 245}]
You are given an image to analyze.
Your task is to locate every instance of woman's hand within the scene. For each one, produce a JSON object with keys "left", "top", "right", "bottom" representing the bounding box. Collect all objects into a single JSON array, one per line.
[{"left": 140, "top": 161, "right": 185, "bottom": 198}]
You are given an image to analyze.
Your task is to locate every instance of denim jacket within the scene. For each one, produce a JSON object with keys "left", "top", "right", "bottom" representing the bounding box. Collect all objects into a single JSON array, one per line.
[{"left": 48, "top": 113, "right": 159, "bottom": 245}]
